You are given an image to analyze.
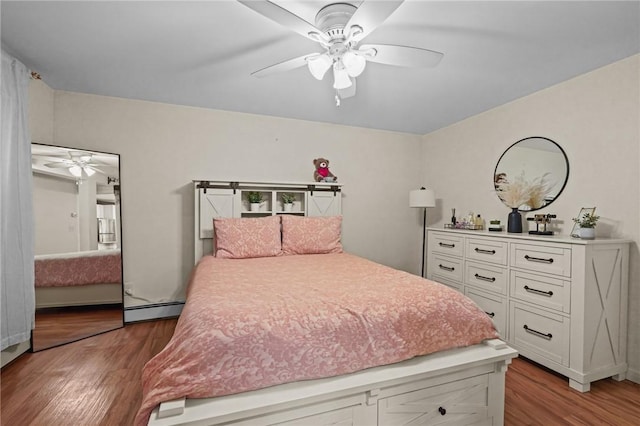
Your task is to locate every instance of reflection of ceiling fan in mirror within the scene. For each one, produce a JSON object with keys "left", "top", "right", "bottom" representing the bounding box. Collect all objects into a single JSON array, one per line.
[
  {"left": 43, "top": 151, "right": 106, "bottom": 178},
  {"left": 238, "top": 0, "right": 444, "bottom": 105}
]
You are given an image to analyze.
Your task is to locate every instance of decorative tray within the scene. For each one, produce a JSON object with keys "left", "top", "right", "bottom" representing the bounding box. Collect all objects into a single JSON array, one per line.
[{"left": 444, "top": 223, "right": 484, "bottom": 230}]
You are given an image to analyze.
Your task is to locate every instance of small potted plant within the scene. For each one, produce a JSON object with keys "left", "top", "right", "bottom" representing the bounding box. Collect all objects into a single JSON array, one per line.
[
  {"left": 281, "top": 193, "right": 295, "bottom": 212},
  {"left": 246, "top": 191, "right": 263, "bottom": 212},
  {"left": 572, "top": 213, "right": 600, "bottom": 240}
]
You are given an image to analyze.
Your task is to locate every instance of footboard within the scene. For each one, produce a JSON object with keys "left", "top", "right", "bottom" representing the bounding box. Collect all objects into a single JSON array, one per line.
[{"left": 148, "top": 339, "right": 517, "bottom": 426}]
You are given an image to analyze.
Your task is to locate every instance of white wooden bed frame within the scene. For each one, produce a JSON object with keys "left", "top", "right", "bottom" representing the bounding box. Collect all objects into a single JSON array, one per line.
[
  {"left": 145, "top": 181, "right": 518, "bottom": 426},
  {"left": 150, "top": 340, "right": 517, "bottom": 426},
  {"left": 35, "top": 283, "right": 122, "bottom": 309}
]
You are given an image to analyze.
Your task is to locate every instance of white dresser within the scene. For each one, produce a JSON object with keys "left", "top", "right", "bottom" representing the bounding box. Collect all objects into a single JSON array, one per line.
[{"left": 426, "top": 228, "right": 629, "bottom": 392}]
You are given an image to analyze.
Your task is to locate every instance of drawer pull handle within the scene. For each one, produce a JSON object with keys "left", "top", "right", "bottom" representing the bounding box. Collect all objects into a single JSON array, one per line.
[
  {"left": 439, "top": 242, "right": 455, "bottom": 248},
  {"left": 485, "top": 311, "right": 495, "bottom": 318},
  {"left": 439, "top": 264, "right": 455, "bottom": 272},
  {"left": 475, "top": 248, "right": 496, "bottom": 255},
  {"left": 524, "top": 254, "right": 554, "bottom": 264},
  {"left": 524, "top": 285, "right": 554, "bottom": 297},
  {"left": 438, "top": 407, "right": 446, "bottom": 416},
  {"left": 474, "top": 273, "right": 496, "bottom": 283},
  {"left": 524, "top": 324, "right": 553, "bottom": 340}
]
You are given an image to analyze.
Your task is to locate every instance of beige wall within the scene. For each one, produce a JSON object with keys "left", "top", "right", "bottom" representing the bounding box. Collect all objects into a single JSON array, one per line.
[
  {"left": 29, "top": 79, "right": 54, "bottom": 143},
  {"left": 32, "top": 174, "right": 79, "bottom": 255},
  {"left": 51, "top": 92, "right": 424, "bottom": 305},
  {"left": 421, "top": 55, "right": 640, "bottom": 380}
]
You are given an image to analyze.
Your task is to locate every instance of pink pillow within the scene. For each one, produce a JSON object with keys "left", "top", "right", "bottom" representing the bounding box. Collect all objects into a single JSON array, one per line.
[
  {"left": 281, "top": 215, "right": 343, "bottom": 255},
  {"left": 214, "top": 216, "right": 282, "bottom": 259}
]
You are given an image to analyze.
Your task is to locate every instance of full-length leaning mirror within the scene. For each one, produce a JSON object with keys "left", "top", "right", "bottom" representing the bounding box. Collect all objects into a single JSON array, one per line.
[
  {"left": 31, "top": 143, "right": 123, "bottom": 351},
  {"left": 494, "top": 136, "right": 569, "bottom": 211}
]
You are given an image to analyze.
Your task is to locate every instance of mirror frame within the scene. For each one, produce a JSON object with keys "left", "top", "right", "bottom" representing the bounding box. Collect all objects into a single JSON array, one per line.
[
  {"left": 494, "top": 136, "right": 570, "bottom": 211},
  {"left": 30, "top": 142, "right": 124, "bottom": 351}
]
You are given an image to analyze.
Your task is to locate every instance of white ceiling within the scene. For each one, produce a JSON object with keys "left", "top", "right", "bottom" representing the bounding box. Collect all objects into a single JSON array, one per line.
[
  {"left": 2, "top": 1, "right": 639, "bottom": 135},
  {"left": 31, "top": 143, "right": 120, "bottom": 187}
]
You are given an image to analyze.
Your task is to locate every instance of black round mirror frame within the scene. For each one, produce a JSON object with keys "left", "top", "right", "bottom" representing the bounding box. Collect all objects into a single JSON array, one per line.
[{"left": 494, "top": 136, "right": 570, "bottom": 212}]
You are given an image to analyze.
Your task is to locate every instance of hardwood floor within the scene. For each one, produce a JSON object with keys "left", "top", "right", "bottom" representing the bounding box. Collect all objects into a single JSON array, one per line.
[
  {"left": 1, "top": 319, "right": 175, "bottom": 426},
  {"left": 32, "top": 305, "right": 124, "bottom": 352},
  {"left": 2, "top": 318, "right": 639, "bottom": 425}
]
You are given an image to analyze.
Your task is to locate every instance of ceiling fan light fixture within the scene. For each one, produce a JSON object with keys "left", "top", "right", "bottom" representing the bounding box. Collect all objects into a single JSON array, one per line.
[
  {"left": 307, "top": 31, "right": 329, "bottom": 46},
  {"left": 69, "top": 165, "right": 82, "bottom": 177},
  {"left": 84, "top": 166, "right": 96, "bottom": 177},
  {"left": 307, "top": 54, "right": 333, "bottom": 80},
  {"left": 342, "top": 51, "right": 366, "bottom": 77},
  {"left": 359, "top": 47, "right": 378, "bottom": 59},
  {"left": 333, "top": 64, "right": 352, "bottom": 90},
  {"left": 345, "top": 25, "right": 363, "bottom": 42}
]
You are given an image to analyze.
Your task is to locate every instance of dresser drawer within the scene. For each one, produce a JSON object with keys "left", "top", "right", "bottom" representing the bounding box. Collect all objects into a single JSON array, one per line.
[
  {"left": 431, "top": 254, "right": 463, "bottom": 283},
  {"left": 510, "top": 270, "right": 570, "bottom": 313},
  {"left": 378, "top": 373, "right": 490, "bottom": 426},
  {"left": 511, "top": 243, "right": 572, "bottom": 277},
  {"left": 465, "top": 287, "right": 507, "bottom": 337},
  {"left": 433, "top": 276, "right": 463, "bottom": 292},
  {"left": 431, "top": 232, "right": 464, "bottom": 257},
  {"left": 509, "top": 302, "right": 570, "bottom": 366},
  {"left": 466, "top": 238, "right": 508, "bottom": 266},
  {"left": 465, "top": 261, "right": 508, "bottom": 295}
]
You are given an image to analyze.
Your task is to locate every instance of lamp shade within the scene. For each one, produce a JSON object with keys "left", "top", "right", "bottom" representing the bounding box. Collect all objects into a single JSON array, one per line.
[
  {"left": 307, "top": 54, "right": 333, "bottom": 80},
  {"left": 342, "top": 51, "right": 366, "bottom": 77},
  {"left": 409, "top": 188, "right": 436, "bottom": 208},
  {"left": 69, "top": 165, "right": 82, "bottom": 177},
  {"left": 333, "top": 64, "right": 352, "bottom": 89}
]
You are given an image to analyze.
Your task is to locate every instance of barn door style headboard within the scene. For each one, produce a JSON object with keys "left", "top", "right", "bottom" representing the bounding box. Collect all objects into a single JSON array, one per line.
[{"left": 193, "top": 180, "right": 343, "bottom": 261}]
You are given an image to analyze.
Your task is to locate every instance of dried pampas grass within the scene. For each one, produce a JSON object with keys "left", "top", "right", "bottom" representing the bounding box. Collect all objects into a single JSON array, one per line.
[{"left": 497, "top": 173, "right": 551, "bottom": 209}]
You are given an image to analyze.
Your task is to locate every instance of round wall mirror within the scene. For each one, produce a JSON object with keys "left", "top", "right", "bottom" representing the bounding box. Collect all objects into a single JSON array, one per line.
[{"left": 494, "top": 137, "right": 569, "bottom": 211}]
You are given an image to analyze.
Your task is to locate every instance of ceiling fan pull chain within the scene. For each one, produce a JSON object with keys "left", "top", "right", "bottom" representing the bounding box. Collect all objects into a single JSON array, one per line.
[{"left": 335, "top": 92, "right": 341, "bottom": 107}]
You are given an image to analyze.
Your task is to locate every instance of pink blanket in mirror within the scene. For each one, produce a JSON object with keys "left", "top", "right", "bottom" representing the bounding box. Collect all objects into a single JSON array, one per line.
[{"left": 34, "top": 250, "right": 121, "bottom": 287}]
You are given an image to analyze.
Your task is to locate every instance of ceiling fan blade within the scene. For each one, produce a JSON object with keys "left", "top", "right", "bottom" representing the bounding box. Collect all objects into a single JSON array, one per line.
[
  {"left": 44, "top": 161, "right": 72, "bottom": 168},
  {"left": 251, "top": 53, "right": 315, "bottom": 78},
  {"left": 88, "top": 166, "right": 106, "bottom": 175},
  {"left": 345, "top": 0, "right": 404, "bottom": 42},
  {"left": 237, "top": 1, "right": 329, "bottom": 44},
  {"left": 338, "top": 78, "right": 357, "bottom": 99},
  {"left": 360, "top": 44, "right": 443, "bottom": 68}
]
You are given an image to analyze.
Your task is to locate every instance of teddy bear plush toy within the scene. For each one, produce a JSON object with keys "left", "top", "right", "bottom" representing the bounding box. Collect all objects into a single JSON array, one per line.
[{"left": 313, "top": 158, "right": 337, "bottom": 182}]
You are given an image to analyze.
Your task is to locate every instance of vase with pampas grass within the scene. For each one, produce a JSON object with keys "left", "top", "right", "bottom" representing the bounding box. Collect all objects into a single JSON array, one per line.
[{"left": 496, "top": 173, "right": 551, "bottom": 233}]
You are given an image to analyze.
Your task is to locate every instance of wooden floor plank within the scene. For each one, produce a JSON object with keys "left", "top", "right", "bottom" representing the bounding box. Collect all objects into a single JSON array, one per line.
[
  {"left": 32, "top": 305, "right": 124, "bottom": 352},
  {"left": 2, "top": 318, "right": 639, "bottom": 425}
]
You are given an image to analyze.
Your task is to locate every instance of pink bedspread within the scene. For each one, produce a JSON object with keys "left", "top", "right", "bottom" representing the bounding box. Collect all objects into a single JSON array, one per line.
[
  {"left": 136, "top": 253, "right": 498, "bottom": 425},
  {"left": 34, "top": 250, "right": 122, "bottom": 287}
]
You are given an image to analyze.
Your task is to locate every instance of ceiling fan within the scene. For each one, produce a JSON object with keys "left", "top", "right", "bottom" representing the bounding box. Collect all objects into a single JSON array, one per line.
[
  {"left": 238, "top": 0, "right": 444, "bottom": 105},
  {"left": 42, "top": 151, "right": 105, "bottom": 178}
]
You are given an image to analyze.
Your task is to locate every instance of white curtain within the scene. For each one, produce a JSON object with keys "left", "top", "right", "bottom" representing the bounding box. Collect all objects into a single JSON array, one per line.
[{"left": 1, "top": 49, "right": 34, "bottom": 350}]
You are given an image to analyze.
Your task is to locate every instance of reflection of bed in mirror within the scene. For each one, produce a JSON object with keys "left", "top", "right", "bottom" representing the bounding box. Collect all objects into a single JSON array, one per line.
[
  {"left": 31, "top": 143, "right": 124, "bottom": 352},
  {"left": 34, "top": 249, "right": 122, "bottom": 308}
]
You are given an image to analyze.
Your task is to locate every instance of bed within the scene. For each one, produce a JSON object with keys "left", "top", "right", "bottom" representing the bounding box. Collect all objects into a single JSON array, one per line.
[
  {"left": 137, "top": 206, "right": 517, "bottom": 426},
  {"left": 34, "top": 249, "right": 122, "bottom": 308}
]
